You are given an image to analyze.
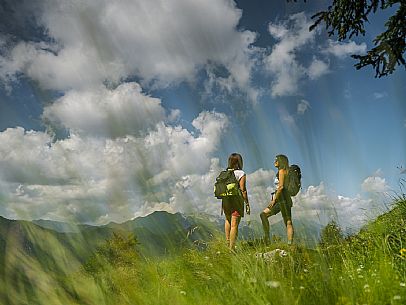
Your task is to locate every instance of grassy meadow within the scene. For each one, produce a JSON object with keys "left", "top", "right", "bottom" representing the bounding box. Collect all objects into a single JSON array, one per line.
[{"left": 2, "top": 197, "right": 406, "bottom": 305}]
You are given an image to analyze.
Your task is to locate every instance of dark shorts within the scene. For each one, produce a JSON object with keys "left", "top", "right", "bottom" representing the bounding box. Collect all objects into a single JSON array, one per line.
[
  {"left": 222, "top": 196, "right": 244, "bottom": 217},
  {"left": 268, "top": 201, "right": 292, "bottom": 224},
  {"left": 268, "top": 190, "right": 292, "bottom": 225}
]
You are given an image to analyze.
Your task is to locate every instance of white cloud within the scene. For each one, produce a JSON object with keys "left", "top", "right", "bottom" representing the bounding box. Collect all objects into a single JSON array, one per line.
[
  {"left": 0, "top": 125, "right": 386, "bottom": 231},
  {"left": 293, "top": 183, "right": 379, "bottom": 232},
  {"left": 324, "top": 40, "right": 367, "bottom": 58},
  {"left": 43, "top": 82, "right": 165, "bottom": 138},
  {"left": 0, "top": 0, "right": 257, "bottom": 92},
  {"left": 263, "top": 15, "right": 369, "bottom": 97},
  {"left": 297, "top": 99, "right": 310, "bottom": 115},
  {"left": 0, "top": 110, "right": 229, "bottom": 223},
  {"left": 265, "top": 12, "right": 326, "bottom": 97},
  {"left": 307, "top": 58, "right": 329, "bottom": 80},
  {"left": 361, "top": 174, "right": 389, "bottom": 193}
]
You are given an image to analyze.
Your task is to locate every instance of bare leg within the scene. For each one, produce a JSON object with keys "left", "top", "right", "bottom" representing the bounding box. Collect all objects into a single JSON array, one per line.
[
  {"left": 260, "top": 208, "right": 272, "bottom": 242},
  {"left": 229, "top": 215, "right": 241, "bottom": 250},
  {"left": 286, "top": 220, "right": 294, "bottom": 244},
  {"left": 225, "top": 214, "right": 231, "bottom": 245}
]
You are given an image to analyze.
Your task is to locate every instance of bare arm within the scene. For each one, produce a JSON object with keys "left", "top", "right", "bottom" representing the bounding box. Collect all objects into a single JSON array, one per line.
[
  {"left": 239, "top": 175, "right": 250, "bottom": 214},
  {"left": 272, "top": 169, "right": 286, "bottom": 205}
]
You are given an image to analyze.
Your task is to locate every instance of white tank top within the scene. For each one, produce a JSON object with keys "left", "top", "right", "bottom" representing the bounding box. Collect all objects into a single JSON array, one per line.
[{"left": 233, "top": 169, "right": 245, "bottom": 181}]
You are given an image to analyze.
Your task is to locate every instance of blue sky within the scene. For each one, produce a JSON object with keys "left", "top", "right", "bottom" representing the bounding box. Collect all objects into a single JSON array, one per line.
[{"left": 0, "top": 0, "right": 405, "bottom": 230}]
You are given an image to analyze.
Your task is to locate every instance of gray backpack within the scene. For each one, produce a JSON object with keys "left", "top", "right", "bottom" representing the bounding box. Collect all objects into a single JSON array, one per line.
[{"left": 287, "top": 165, "right": 301, "bottom": 196}]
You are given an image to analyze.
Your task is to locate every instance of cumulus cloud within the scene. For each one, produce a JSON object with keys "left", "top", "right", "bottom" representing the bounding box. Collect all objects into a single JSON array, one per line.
[
  {"left": 43, "top": 82, "right": 166, "bottom": 138},
  {"left": 0, "top": 0, "right": 257, "bottom": 93},
  {"left": 0, "top": 110, "right": 229, "bottom": 223},
  {"left": 293, "top": 183, "right": 379, "bottom": 232},
  {"left": 361, "top": 173, "right": 389, "bottom": 193},
  {"left": 0, "top": 123, "right": 385, "bottom": 231},
  {"left": 324, "top": 40, "right": 367, "bottom": 58}
]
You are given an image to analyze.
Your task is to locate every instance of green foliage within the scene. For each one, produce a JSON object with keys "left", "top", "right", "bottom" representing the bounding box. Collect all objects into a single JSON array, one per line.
[
  {"left": 83, "top": 232, "right": 140, "bottom": 274},
  {"left": 320, "top": 220, "right": 345, "bottom": 247},
  {"left": 307, "top": 0, "right": 406, "bottom": 77},
  {"left": 81, "top": 232, "right": 142, "bottom": 297}
]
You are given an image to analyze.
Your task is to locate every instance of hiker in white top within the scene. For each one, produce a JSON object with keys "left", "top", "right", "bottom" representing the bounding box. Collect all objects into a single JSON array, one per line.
[{"left": 222, "top": 153, "right": 250, "bottom": 250}]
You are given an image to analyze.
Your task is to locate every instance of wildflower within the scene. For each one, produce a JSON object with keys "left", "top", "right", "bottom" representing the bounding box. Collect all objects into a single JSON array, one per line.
[
  {"left": 363, "top": 284, "right": 369, "bottom": 289},
  {"left": 400, "top": 248, "right": 406, "bottom": 257},
  {"left": 216, "top": 251, "right": 221, "bottom": 255},
  {"left": 400, "top": 282, "right": 405, "bottom": 287},
  {"left": 393, "top": 295, "right": 401, "bottom": 300},
  {"left": 299, "top": 286, "right": 305, "bottom": 290},
  {"left": 303, "top": 268, "right": 308, "bottom": 273},
  {"left": 180, "top": 291, "right": 187, "bottom": 296},
  {"left": 265, "top": 281, "right": 280, "bottom": 288}
]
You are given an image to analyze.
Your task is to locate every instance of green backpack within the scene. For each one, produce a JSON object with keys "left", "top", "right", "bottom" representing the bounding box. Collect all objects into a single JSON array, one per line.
[{"left": 214, "top": 169, "right": 241, "bottom": 199}]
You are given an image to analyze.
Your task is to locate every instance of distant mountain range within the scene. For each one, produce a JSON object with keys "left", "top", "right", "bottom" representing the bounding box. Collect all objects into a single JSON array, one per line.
[{"left": 3, "top": 211, "right": 323, "bottom": 260}]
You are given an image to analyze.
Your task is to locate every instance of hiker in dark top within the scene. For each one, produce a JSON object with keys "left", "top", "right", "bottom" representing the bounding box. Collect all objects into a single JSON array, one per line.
[
  {"left": 260, "top": 154, "right": 294, "bottom": 245},
  {"left": 223, "top": 153, "right": 250, "bottom": 250}
]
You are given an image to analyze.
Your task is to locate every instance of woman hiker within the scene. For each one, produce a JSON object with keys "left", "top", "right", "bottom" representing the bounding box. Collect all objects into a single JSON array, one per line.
[
  {"left": 260, "top": 154, "right": 294, "bottom": 245},
  {"left": 222, "top": 153, "right": 250, "bottom": 250}
]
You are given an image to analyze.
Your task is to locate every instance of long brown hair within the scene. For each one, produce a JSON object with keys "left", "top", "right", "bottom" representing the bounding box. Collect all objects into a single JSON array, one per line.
[
  {"left": 275, "top": 154, "right": 289, "bottom": 170},
  {"left": 228, "top": 153, "right": 243, "bottom": 170}
]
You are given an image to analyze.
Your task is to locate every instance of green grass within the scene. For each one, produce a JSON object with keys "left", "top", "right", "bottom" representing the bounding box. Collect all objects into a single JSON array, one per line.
[
  {"left": 72, "top": 237, "right": 405, "bottom": 305},
  {"left": 2, "top": 198, "right": 406, "bottom": 305}
]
